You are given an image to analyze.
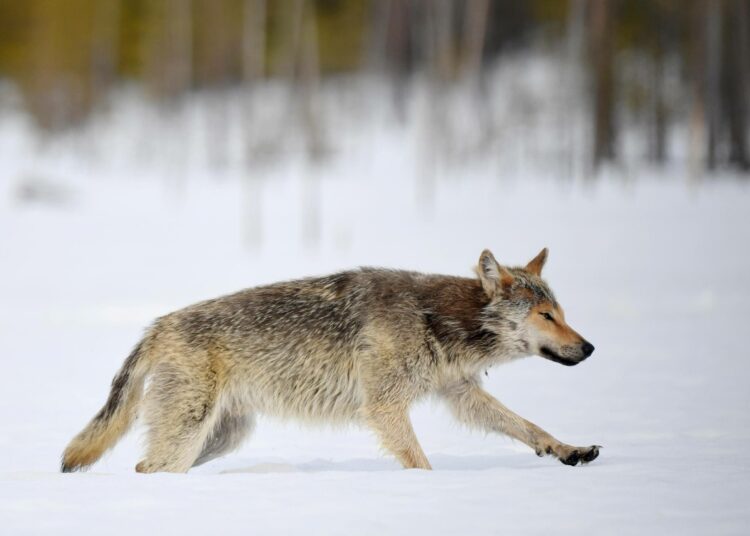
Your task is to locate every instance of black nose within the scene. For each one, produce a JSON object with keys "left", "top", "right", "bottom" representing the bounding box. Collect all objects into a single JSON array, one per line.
[{"left": 581, "top": 341, "right": 595, "bottom": 358}]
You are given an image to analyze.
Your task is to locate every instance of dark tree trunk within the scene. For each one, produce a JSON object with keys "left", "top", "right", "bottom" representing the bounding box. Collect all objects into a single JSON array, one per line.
[
  {"left": 589, "top": 0, "right": 616, "bottom": 169},
  {"left": 705, "top": 0, "right": 722, "bottom": 170},
  {"left": 650, "top": 8, "right": 668, "bottom": 163},
  {"left": 386, "top": 0, "right": 413, "bottom": 120},
  {"left": 90, "top": 0, "right": 120, "bottom": 105},
  {"left": 461, "top": 0, "right": 489, "bottom": 80},
  {"left": 689, "top": 0, "right": 708, "bottom": 174},
  {"left": 723, "top": 0, "right": 749, "bottom": 170}
]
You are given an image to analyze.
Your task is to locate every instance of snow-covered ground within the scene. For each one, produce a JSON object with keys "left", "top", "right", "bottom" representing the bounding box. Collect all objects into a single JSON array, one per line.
[{"left": 1, "top": 80, "right": 750, "bottom": 533}]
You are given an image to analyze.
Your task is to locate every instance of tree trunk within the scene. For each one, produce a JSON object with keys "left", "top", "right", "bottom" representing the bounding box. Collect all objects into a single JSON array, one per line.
[
  {"left": 688, "top": 0, "right": 708, "bottom": 177},
  {"left": 386, "top": 0, "right": 412, "bottom": 120},
  {"left": 589, "top": 0, "right": 616, "bottom": 170},
  {"left": 90, "top": 0, "right": 120, "bottom": 105},
  {"left": 241, "top": 0, "right": 266, "bottom": 162},
  {"left": 705, "top": 0, "right": 722, "bottom": 170},
  {"left": 724, "top": 0, "right": 749, "bottom": 170},
  {"left": 461, "top": 0, "right": 489, "bottom": 81},
  {"left": 650, "top": 11, "right": 667, "bottom": 163}
]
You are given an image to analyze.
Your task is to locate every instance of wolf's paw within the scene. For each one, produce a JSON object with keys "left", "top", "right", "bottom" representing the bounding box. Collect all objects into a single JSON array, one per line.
[{"left": 559, "top": 445, "right": 601, "bottom": 466}]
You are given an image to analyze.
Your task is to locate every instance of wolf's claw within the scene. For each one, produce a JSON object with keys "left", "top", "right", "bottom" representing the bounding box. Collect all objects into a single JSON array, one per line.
[
  {"left": 581, "top": 445, "right": 601, "bottom": 463},
  {"left": 560, "top": 445, "right": 600, "bottom": 466},
  {"left": 560, "top": 451, "right": 580, "bottom": 466}
]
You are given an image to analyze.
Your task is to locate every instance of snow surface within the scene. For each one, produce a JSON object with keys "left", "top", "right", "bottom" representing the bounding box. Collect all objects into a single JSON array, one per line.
[{"left": 1, "top": 88, "right": 750, "bottom": 534}]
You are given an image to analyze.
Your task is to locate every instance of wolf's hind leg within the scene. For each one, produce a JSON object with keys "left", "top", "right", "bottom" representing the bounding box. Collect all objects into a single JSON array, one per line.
[
  {"left": 192, "top": 412, "right": 255, "bottom": 467},
  {"left": 364, "top": 404, "right": 432, "bottom": 470},
  {"left": 136, "top": 364, "right": 222, "bottom": 473}
]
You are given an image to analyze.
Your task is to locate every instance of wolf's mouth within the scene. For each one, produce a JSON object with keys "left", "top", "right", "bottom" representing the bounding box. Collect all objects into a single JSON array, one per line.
[{"left": 540, "top": 347, "right": 580, "bottom": 366}]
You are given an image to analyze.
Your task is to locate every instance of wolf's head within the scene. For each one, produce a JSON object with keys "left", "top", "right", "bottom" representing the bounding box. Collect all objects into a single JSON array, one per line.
[{"left": 476, "top": 248, "right": 594, "bottom": 366}]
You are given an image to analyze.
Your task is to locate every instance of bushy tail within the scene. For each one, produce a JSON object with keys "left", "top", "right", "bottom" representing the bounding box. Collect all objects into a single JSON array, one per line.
[{"left": 61, "top": 340, "right": 151, "bottom": 472}]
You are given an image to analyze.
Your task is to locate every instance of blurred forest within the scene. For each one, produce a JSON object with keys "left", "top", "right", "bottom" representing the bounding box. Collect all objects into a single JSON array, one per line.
[{"left": 0, "top": 0, "right": 748, "bottom": 173}]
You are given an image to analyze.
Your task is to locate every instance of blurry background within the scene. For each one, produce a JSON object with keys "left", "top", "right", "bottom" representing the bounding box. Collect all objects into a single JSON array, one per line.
[
  {"left": 2, "top": 0, "right": 748, "bottom": 246},
  {"left": 1, "top": 0, "right": 749, "bottom": 181},
  {"left": 1, "top": 2, "right": 749, "bottom": 534}
]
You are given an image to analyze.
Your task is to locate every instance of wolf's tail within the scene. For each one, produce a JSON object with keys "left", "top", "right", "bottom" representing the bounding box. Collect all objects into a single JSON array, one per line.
[{"left": 61, "top": 339, "right": 152, "bottom": 472}]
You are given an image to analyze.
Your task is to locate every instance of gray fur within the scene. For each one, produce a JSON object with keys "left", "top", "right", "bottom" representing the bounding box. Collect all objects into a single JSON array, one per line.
[{"left": 61, "top": 248, "right": 598, "bottom": 473}]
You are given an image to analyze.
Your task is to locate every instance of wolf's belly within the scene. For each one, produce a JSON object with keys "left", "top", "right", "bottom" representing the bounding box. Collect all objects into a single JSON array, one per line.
[{"left": 227, "top": 348, "right": 364, "bottom": 423}]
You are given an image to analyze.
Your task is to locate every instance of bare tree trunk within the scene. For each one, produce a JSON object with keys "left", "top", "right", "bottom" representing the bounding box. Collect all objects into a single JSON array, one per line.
[
  {"left": 299, "top": 0, "right": 325, "bottom": 160},
  {"left": 242, "top": 0, "right": 266, "bottom": 83},
  {"left": 461, "top": 0, "right": 491, "bottom": 154},
  {"left": 652, "top": 72, "right": 668, "bottom": 163},
  {"left": 649, "top": 10, "right": 667, "bottom": 164},
  {"left": 461, "top": 0, "right": 489, "bottom": 81},
  {"left": 705, "top": 0, "right": 722, "bottom": 170},
  {"left": 366, "top": 0, "right": 392, "bottom": 75},
  {"left": 432, "top": 0, "right": 455, "bottom": 81},
  {"left": 161, "top": 0, "right": 193, "bottom": 193},
  {"left": 240, "top": 0, "right": 267, "bottom": 249},
  {"left": 166, "top": 0, "right": 193, "bottom": 99},
  {"left": 589, "top": 0, "right": 616, "bottom": 170},
  {"left": 282, "top": 0, "right": 324, "bottom": 247},
  {"left": 277, "top": 0, "right": 325, "bottom": 159},
  {"left": 386, "top": 0, "right": 412, "bottom": 121},
  {"left": 87, "top": 0, "right": 121, "bottom": 163},
  {"left": 563, "top": 0, "right": 586, "bottom": 179},
  {"left": 416, "top": 0, "right": 453, "bottom": 209},
  {"left": 688, "top": 0, "right": 708, "bottom": 178},
  {"left": 90, "top": 0, "right": 120, "bottom": 106},
  {"left": 199, "top": 0, "right": 230, "bottom": 169},
  {"left": 242, "top": 0, "right": 266, "bottom": 160},
  {"left": 724, "top": 0, "right": 749, "bottom": 170}
]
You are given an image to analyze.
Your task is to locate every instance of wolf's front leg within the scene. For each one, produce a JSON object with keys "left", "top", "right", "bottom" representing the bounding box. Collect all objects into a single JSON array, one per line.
[{"left": 441, "top": 378, "right": 599, "bottom": 466}]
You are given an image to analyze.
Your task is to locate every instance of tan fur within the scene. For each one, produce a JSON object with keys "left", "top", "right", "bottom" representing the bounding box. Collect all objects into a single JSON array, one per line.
[
  {"left": 525, "top": 247, "right": 548, "bottom": 276},
  {"left": 62, "top": 340, "right": 153, "bottom": 472},
  {"left": 61, "top": 249, "right": 599, "bottom": 473},
  {"left": 528, "top": 304, "right": 585, "bottom": 347}
]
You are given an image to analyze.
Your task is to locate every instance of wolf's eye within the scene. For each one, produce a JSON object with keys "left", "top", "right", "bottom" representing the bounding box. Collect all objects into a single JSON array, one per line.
[{"left": 540, "top": 312, "right": 554, "bottom": 321}]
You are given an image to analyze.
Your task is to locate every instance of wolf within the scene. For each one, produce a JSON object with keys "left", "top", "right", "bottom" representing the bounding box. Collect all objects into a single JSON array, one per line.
[{"left": 61, "top": 248, "right": 599, "bottom": 473}]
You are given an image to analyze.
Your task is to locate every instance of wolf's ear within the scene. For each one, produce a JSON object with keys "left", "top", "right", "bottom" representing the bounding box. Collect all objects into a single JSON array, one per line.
[
  {"left": 478, "top": 249, "right": 514, "bottom": 296},
  {"left": 525, "top": 247, "right": 549, "bottom": 276}
]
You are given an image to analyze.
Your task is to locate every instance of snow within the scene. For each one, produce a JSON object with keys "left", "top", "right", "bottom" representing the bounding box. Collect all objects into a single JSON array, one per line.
[{"left": 1, "top": 83, "right": 750, "bottom": 534}]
